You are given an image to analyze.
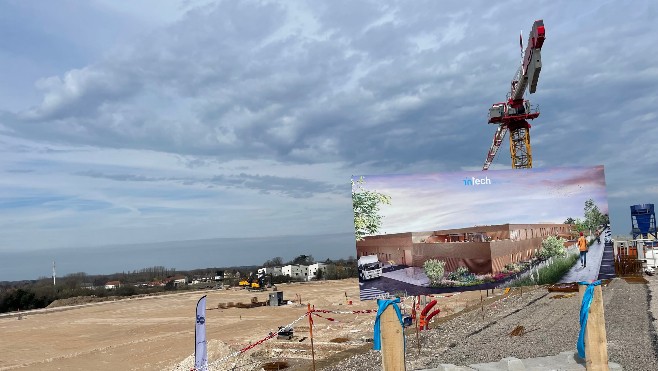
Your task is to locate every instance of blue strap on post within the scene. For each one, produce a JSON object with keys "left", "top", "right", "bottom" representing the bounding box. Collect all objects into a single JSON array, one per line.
[
  {"left": 373, "top": 297, "right": 404, "bottom": 351},
  {"left": 577, "top": 280, "right": 601, "bottom": 359}
]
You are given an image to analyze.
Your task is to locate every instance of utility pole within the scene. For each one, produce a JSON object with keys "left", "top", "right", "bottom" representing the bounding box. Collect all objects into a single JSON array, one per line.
[{"left": 53, "top": 260, "right": 56, "bottom": 286}]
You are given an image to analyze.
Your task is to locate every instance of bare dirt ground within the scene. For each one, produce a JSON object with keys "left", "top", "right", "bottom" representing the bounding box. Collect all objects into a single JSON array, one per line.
[{"left": 0, "top": 279, "right": 493, "bottom": 370}]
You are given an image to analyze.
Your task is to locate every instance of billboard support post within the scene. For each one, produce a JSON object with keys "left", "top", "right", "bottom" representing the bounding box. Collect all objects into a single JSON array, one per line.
[
  {"left": 381, "top": 305, "right": 405, "bottom": 370},
  {"left": 578, "top": 283, "right": 609, "bottom": 371}
]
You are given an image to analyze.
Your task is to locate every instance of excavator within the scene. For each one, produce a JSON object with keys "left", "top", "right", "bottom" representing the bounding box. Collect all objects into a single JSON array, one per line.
[{"left": 239, "top": 274, "right": 266, "bottom": 291}]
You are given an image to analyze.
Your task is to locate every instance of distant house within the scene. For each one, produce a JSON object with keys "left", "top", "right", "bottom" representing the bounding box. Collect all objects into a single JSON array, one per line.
[
  {"left": 307, "top": 263, "right": 327, "bottom": 280},
  {"left": 191, "top": 276, "right": 215, "bottom": 285},
  {"left": 105, "top": 281, "right": 121, "bottom": 290},
  {"left": 282, "top": 265, "right": 308, "bottom": 280},
  {"left": 81, "top": 282, "right": 95, "bottom": 290},
  {"left": 222, "top": 271, "right": 240, "bottom": 279},
  {"left": 258, "top": 267, "right": 283, "bottom": 277},
  {"left": 172, "top": 275, "right": 188, "bottom": 286}
]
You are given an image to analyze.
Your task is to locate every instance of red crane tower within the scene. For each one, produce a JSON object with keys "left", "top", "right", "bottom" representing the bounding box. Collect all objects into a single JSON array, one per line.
[{"left": 483, "top": 20, "right": 546, "bottom": 170}]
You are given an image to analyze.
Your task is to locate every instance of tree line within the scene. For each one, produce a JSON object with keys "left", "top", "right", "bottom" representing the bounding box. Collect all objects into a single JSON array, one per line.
[
  {"left": 564, "top": 198, "right": 610, "bottom": 234},
  {"left": 0, "top": 256, "right": 358, "bottom": 314}
]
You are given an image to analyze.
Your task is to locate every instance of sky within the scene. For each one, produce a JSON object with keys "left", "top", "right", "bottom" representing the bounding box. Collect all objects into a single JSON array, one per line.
[
  {"left": 355, "top": 166, "right": 608, "bottom": 234},
  {"left": 1, "top": 1, "right": 657, "bottom": 280}
]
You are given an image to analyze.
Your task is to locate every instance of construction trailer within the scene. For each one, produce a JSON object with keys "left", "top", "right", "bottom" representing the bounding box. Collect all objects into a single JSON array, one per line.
[{"left": 268, "top": 291, "right": 284, "bottom": 306}]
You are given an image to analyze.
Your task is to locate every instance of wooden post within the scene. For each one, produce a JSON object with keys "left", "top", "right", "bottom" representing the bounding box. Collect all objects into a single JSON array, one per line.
[
  {"left": 578, "top": 284, "right": 609, "bottom": 371},
  {"left": 380, "top": 304, "right": 405, "bottom": 371}
]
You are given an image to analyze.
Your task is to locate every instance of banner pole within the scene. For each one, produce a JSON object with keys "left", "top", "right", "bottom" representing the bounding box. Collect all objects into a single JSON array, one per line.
[{"left": 194, "top": 295, "right": 208, "bottom": 371}]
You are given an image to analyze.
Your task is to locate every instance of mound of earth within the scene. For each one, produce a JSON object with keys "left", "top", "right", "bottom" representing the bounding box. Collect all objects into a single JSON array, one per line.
[{"left": 47, "top": 295, "right": 119, "bottom": 308}]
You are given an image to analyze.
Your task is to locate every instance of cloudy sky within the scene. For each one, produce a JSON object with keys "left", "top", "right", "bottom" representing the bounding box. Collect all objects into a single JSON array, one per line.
[
  {"left": 1, "top": 1, "right": 656, "bottom": 279},
  {"left": 356, "top": 166, "right": 609, "bottom": 234}
]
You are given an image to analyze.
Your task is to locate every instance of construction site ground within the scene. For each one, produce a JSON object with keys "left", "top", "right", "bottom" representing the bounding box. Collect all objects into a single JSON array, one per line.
[
  {"left": 1, "top": 276, "right": 657, "bottom": 370},
  {"left": 0, "top": 279, "right": 486, "bottom": 370}
]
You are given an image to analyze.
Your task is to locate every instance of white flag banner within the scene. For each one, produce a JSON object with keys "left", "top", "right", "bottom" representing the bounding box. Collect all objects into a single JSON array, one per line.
[{"left": 195, "top": 295, "right": 208, "bottom": 371}]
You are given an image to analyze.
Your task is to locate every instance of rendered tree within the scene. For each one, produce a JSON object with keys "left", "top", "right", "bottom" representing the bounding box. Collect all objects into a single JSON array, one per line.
[
  {"left": 583, "top": 199, "right": 610, "bottom": 232},
  {"left": 537, "top": 235, "right": 567, "bottom": 259},
  {"left": 571, "top": 218, "right": 588, "bottom": 233},
  {"left": 564, "top": 199, "right": 609, "bottom": 235},
  {"left": 352, "top": 177, "right": 392, "bottom": 241},
  {"left": 423, "top": 259, "right": 446, "bottom": 285}
]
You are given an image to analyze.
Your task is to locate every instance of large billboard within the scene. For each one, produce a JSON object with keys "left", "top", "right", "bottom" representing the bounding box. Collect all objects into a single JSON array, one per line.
[{"left": 352, "top": 165, "right": 612, "bottom": 300}]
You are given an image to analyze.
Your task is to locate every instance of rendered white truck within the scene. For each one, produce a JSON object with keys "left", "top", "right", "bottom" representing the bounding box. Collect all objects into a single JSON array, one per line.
[{"left": 358, "top": 255, "right": 383, "bottom": 280}]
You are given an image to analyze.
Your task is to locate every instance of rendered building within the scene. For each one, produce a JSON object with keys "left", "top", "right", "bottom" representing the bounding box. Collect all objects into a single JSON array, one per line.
[{"left": 356, "top": 223, "right": 572, "bottom": 274}]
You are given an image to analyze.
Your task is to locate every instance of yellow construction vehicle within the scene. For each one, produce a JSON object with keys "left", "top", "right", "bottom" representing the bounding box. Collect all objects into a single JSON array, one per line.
[
  {"left": 248, "top": 275, "right": 266, "bottom": 291},
  {"left": 238, "top": 278, "right": 251, "bottom": 288}
]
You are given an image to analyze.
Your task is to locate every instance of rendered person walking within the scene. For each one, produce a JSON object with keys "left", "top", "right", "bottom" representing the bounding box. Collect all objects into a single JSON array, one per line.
[{"left": 578, "top": 232, "right": 588, "bottom": 268}]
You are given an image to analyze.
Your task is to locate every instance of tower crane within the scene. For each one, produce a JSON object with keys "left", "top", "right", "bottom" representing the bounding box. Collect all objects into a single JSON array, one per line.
[{"left": 483, "top": 20, "right": 546, "bottom": 170}]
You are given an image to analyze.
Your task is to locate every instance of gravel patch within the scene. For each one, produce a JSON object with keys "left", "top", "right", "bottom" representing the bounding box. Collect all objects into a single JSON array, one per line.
[
  {"left": 321, "top": 278, "right": 658, "bottom": 371},
  {"left": 604, "top": 276, "right": 658, "bottom": 370}
]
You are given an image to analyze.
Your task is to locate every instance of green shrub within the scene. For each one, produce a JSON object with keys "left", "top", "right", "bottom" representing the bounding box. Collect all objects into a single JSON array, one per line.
[
  {"left": 537, "top": 235, "right": 567, "bottom": 259},
  {"left": 504, "top": 263, "right": 522, "bottom": 273},
  {"left": 511, "top": 253, "right": 579, "bottom": 287},
  {"left": 446, "top": 266, "right": 478, "bottom": 282},
  {"left": 423, "top": 259, "right": 446, "bottom": 285},
  {"left": 116, "top": 285, "right": 137, "bottom": 297}
]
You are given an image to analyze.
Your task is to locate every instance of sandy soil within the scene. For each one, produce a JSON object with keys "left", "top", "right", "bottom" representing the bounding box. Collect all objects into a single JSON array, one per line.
[{"left": 0, "top": 279, "right": 493, "bottom": 370}]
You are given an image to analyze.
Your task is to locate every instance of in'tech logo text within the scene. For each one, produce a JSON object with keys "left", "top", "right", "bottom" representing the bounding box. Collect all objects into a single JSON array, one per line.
[{"left": 463, "top": 176, "right": 492, "bottom": 186}]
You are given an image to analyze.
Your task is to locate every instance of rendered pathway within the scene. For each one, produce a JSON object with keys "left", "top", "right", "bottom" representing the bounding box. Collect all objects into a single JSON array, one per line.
[{"left": 559, "top": 232, "right": 607, "bottom": 284}]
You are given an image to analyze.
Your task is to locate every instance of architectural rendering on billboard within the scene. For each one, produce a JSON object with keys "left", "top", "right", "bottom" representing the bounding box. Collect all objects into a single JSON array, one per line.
[{"left": 352, "top": 165, "right": 612, "bottom": 300}]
